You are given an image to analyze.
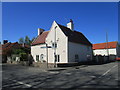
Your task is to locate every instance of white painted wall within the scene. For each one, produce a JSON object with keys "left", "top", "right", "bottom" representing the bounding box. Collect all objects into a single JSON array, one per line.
[
  {"left": 68, "top": 42, "right": 93, "bottom": 62},
  {"left": 31, "top": 44, "right": 47, "bottom": 62},
  {"left": 46, "top": 21, "right": 68, "bottom": 63},
  {"left": 93, "top": 48, "right": 117, "bottom": 56}
]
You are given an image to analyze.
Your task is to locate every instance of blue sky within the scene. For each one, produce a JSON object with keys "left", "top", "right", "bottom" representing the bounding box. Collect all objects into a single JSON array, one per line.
[{"left": 2, "top": 2, "right": 118, "bottom": 44}]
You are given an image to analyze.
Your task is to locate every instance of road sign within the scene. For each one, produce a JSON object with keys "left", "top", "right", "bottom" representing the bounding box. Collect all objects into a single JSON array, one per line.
[{"left": 41, "top": 46, "right": 52, "bottom": 48}]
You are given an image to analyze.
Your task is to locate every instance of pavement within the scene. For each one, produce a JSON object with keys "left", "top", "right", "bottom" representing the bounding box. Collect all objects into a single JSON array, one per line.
[{"left": 2, "top": 61, "right": 120, "bottom": 89}]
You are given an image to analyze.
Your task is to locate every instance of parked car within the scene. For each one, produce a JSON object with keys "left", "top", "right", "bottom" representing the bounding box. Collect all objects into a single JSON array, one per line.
[{"left": 116, "top": 57, "right": 120, "bottom": 61}]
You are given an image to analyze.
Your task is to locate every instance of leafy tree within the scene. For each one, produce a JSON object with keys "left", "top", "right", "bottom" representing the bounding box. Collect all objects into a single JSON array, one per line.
[
  {"left": 19, "top": 37, "right": 24, "bottom": 44},
  {"left": 12, "top": 48, "right": 25, "bottom": 55},
  {"left": 18, "top": 36, "right": 36, "bottom": 45},
  {"left": 25, "top": 36, "right": 31, "bottom": 45}
]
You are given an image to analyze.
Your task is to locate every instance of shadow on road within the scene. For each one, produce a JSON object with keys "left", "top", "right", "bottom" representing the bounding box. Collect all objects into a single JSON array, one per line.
[{"left": 57, "top": 60, "right": 117, "bottom": 67}]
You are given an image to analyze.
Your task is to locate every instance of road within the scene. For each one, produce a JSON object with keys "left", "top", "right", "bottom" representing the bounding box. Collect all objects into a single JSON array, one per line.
[{"left": 2, "top": 61, "right": 120, "bottom": 89}]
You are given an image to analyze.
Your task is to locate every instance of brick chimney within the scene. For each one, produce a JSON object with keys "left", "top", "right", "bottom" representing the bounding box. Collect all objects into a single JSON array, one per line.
[
  {"left": 3, "top": 40, "right": 8, "bottom": 44},
  {"left": 38, "top": 28, "right": 45, "bottom": 35},
  {"left": 67, "top": 19, "right": 74, "bottom": 31}
]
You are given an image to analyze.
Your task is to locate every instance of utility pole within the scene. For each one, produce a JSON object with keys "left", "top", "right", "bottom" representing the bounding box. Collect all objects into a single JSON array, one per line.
[
  {"left": 46, "top": 43, "right": 48, "bottom": 68},
  {"left": 54, "top": 26, "right": 57, "bottom": 68},
  {"left": 106, "top": 32, "right": 109, "bottom": 61}
]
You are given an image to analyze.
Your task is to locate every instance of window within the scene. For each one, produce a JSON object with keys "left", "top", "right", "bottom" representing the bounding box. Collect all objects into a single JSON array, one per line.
[
  {"left": 36, "top": 55, "right": 39, "bottom": 62},
  {"left": 55, "top": 26, "right": 57, "bottom": 29},
  {"left": 87, "top": 55, "right": 91, "bottom": 60},
  {"left": 75, "top": 54, "right": 79, "bottom": 62},
  {"left": 40, "top": 54, "right": 44, "bottom": 60},
  {"left": 55, "top": 54, "right": 60, "bottom": 62},
  {"left": 57, "top": 55, "right": 60, "bottom": 62},
  {"left": 52, "top": 42, "right": 57, "bottom": 48},
  {"left": 55, "top": 55, "right": 57, "bottom": 62}
]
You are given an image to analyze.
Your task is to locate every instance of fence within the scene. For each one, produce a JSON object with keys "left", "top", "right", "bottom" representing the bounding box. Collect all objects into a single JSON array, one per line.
[{"left": 94, "top": 55, "right": 116, "bottom": 63}]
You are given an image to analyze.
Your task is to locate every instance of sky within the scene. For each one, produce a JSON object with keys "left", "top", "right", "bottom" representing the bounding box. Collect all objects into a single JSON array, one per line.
[{"left": 2, "top": 2, "right": 118, "bottom": 44}]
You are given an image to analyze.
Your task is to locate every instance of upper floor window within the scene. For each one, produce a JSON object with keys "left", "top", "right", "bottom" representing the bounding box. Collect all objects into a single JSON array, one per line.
[{"left": 52, "top": 42, "right": 57, "bottom": 48}]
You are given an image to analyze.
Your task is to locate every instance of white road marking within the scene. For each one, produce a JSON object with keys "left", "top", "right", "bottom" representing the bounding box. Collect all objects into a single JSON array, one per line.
[
  {"left": 3, "top": 79, "right": 32, "bottom": 87},
  {"left": 49, "top": 71, "right": 59, "bottom": 74},
  {"left": 12, "top": 80, "right": 32, "bottom": 87},
  {"left": 90, "top": 76, "right": 96, "bottom": 78},
  {"left": 98, "top": 65, "right": 117, "bottom": 79},
  {"left": 65, "top": 73, "right": 71, "bottom": 75}
]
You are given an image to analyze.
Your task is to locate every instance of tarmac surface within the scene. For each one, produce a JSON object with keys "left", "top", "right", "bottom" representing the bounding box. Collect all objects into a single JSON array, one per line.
[{"left": 2, "top": 61, "right": 120, "bottom": 89}]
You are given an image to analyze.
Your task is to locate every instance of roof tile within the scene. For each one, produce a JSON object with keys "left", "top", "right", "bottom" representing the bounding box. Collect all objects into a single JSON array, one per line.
[{"left": 93, "top": 41, "right": 117, "bottom": 49}]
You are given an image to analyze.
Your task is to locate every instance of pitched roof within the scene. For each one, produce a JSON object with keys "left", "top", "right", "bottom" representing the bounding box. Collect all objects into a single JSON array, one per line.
[
  {"left": 93, "top": 41, "right": 118, "bottom": 50},
  {"left": 31, "top": 23, "right": 92, "bottom": 46},
  {"left": 0, "top": 42, "right": 21, "bottom": 55},
  {"left": 0, "top": 42, "right": 30, "bottom": 55},
  {"left": 31, "top": 31, "right": 49, "bottom": 45},
  {"left": 58, "top": 24, "right": 92, "bottom": 46}
]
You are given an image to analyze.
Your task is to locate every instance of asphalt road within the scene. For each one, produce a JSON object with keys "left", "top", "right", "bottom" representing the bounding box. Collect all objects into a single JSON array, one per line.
[{"left": 2, "top": 61, "right": 120, "bottom": 89}]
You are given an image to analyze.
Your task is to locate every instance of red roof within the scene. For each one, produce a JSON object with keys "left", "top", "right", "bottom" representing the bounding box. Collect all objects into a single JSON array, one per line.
[
  {"left": 0, "top": 42, "right": 21, "bottom": 55},
  {"left": 0, "top": 42, "right": 30, "bottom": 55},
  {"left": 31, "top": 31, "right": 49, "bottom": 45},
  {"left": 93, "top": 41, "right": 117, "bottom": 50}
]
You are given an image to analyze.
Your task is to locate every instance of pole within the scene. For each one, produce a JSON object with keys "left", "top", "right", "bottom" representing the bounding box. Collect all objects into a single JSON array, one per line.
[
  {"left": 106, "top": 32, "right": 109, "bottom": 61},
  {"left": 46, "top": 43, "right": 48, "bottom": 68},
  {"left": 54, "top": 26, "right": 57, "bottom": 68}
]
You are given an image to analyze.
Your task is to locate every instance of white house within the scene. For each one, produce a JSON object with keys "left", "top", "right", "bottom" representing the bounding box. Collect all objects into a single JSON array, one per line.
[
  {"left": 93, "top": 41, "right": 119, "bottom": 56},
  {"left": 31, "top": 20, "right": 93, "bottom": 66}
]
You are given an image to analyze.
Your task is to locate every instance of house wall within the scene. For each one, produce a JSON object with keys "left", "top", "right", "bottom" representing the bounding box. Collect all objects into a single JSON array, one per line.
[
  {"left": 68, "top": 42, "right": 93, "bottom": 62},
  {"left": 46, "top": 21, "right": 68, "bottom": 63},
  {"left": 93, "top": 48, "right": 117, "bottom": 56},
  {"left": 31, "top": 44, "right": 47, "bottom": 62}
]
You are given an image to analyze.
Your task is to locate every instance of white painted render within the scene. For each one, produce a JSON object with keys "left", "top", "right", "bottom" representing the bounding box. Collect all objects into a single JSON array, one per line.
[
  {"left": 46, "top": 21, "right": 68, "bottom": 63},
  {"left": 31, "top": 44, "right": 46, "bottom": 62},
  {"left": 93, "top": 48, "right": 117, "bottom": 56},
  {"left": 68, "top": 42, "right": 93, "bottom": 62}
]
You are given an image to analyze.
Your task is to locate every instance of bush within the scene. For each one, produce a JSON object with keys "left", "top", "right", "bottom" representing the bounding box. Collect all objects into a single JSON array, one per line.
[{"left": 19, "top": 53, "right": 28, "bottom": 61}]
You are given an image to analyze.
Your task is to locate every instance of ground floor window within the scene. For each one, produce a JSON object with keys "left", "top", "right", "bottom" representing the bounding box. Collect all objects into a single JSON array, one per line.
[
  {"left": 55, "top": 54, "right": 60, "bottom": 62},
  {"left": 57, "top": 55, "right": 60, "bottom": 62},
  {"left": 40, "top": 54, "right": 44, "bottom": 61},
  {"left": 75, "top": 54, "right": 79, "bottom": 62},
  {"left": 36, "top": 55, "right": 39, "bottom": 62}
]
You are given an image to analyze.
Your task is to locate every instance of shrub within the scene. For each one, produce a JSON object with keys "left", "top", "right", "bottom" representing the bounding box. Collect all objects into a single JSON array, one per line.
[{"left": 19, "top": 53, "right": 28, "bottom": 61}]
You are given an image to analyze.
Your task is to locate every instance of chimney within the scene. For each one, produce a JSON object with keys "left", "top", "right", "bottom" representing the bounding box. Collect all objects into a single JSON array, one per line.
[
  {"left": 38, "top": 28, "right": 45, "bottom": 35},
  {"left": 3, "top": 40, "right": 8, "bottom": 44},
  {"left": 67, "top": 19, "right": 74, "bottom": 31},
  {"left": 22, "top": 43, "right": 25, "bottom": 47}
]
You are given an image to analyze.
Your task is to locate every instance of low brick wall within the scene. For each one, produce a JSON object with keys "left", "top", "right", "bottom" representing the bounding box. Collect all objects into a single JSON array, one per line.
[
  {"left": 33, "top": 62, "right": 55, "bottom": 68},
  {"left": 7, "top": 61, "right": 19, "bottom": 64}
]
